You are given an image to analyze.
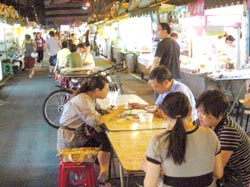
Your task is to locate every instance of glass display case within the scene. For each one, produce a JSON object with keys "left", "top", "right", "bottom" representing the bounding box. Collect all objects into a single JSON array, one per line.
[
  {"left": 0, "top": 22, "right": 16, "bottom": 79},
  {"left": 0, "top": 23, "right": 15, "bottom": 60}
]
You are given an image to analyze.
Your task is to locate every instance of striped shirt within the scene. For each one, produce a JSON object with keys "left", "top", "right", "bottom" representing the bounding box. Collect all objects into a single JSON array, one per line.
[{"left": 214, "top": 115, "right": 250, "bottom": 185}]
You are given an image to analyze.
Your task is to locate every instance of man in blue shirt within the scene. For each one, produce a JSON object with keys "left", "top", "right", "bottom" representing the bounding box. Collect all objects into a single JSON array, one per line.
[{"left": 130, "top": 66, "right": 197, "bottom": 120}]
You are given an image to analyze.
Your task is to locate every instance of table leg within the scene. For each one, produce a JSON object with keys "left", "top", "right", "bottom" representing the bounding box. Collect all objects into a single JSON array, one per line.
[
  {"left": 228, "top": 82, "right": 245, "bottom": 114},
  {"left": 217, "top": 80, "right": 245, "bottom": 114},
  {"left": 119, "top": 163, "right": 124, "bottom": 187},
  {"left": 217, "top": 80, "right": 234, "bottom": 99}
]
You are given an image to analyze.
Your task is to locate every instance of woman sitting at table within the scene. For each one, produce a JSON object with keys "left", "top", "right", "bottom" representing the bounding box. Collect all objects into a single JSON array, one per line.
[
  {"left": 57, "top": 75, "right": 124, "bottom": 187},
  {"left": 143, "top": 92, "right": 223, "bottom": 187}
]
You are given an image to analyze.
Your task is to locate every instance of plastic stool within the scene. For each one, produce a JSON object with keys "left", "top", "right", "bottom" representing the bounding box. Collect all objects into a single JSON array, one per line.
[{"left": 58, "top": 161, "right": 96, "bottom": 187}]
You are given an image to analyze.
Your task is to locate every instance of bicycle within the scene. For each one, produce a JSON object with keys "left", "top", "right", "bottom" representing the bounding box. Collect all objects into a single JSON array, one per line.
[{"left": 42, "top": 63, "right": 127, "bottom": 129}]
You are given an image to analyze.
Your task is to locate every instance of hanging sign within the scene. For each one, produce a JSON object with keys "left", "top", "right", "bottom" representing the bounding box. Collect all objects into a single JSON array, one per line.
[{"left": 188, "top": 0, "right": 204, "bottom": 16}]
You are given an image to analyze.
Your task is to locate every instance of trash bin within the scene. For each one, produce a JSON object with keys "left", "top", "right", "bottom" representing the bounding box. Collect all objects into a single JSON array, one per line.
[
  {"left": 125, "top": 53, "right": 135, "bottom": 72},
  {"left": 1, "top": 59, "right": 13, "bottom": 78},
  {"left": 111, "top": 46, "right": 118, "bottom": 62}
]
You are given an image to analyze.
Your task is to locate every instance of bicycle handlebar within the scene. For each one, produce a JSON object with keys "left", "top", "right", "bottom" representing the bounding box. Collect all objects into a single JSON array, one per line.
[{"left": 87, "top": 63, "right": 124, "bottom": 77}]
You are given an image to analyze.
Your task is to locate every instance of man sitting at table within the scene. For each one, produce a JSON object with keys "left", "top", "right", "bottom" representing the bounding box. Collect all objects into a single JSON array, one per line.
[{"left": 130, "top": 66, "right": 197, "bottom": 120}]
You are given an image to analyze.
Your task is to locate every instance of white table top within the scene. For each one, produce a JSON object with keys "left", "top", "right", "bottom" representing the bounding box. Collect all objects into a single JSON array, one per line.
[{"left": 97, "top": 94, "right": 148, "bottom": 108}]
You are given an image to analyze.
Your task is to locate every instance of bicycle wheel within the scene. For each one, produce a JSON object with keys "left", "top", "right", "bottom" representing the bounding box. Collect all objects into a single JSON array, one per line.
[{"left": 42, "top": 89, "right": 73, "bottom": 129}]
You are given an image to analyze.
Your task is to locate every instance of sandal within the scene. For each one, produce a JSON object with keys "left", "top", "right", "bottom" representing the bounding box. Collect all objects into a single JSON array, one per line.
[{"left": 96, "top": 180, "right": 113, "bottom": 187}]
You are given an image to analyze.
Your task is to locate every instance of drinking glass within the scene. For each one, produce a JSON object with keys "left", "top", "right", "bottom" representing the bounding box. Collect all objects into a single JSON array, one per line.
[{"left": 108, "top": 89, "right": 120, "bottom": 106}]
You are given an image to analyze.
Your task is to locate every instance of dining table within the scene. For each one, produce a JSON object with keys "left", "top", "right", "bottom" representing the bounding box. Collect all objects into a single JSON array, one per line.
[
  {"left": 97, "top": 94, "right": 166, "bottom": 131},
  {"left": 206, "top": 70, "right": 250, "bottom": 113},
  {"left": 98, "top": 94, "right": 167, "bottom": 186},
  {"left": 107, "top": 129, "right": 165, "bottom": 187},
  {"left": 104, "top": 110, "right": 165, "bottom": 131},
  {"left": 97, "top": 93, "right": 148, "bottom": 107}
]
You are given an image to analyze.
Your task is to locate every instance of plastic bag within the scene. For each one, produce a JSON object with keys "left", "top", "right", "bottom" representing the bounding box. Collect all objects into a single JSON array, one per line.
[{"left": 31, "top": 52, "right": 38, "bottom": 58}]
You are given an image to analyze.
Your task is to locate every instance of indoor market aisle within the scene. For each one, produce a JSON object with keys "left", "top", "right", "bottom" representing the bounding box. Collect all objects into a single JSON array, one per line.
[
  {"left": 0, "top": 56, "right": 153, "bottom": 187},
  {"left": 0, "top": 65, "right": 59, "bottom": 186}
]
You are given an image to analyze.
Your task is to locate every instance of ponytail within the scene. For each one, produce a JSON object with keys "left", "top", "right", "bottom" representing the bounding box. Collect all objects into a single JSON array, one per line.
[
  {"left": 161, "top": 92, "right": 190, "bottom": 165},
  {"left": 167, "top": 116, "right": 186, "bottom": 165}
]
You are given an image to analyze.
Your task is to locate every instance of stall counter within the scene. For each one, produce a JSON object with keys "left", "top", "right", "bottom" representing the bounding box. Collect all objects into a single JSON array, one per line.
[
  {"left": 181, "top": 67, "right": 247, "bottom": 101},
  {"left": 137, "top": 54, "right": 153, "bottom": 78}
]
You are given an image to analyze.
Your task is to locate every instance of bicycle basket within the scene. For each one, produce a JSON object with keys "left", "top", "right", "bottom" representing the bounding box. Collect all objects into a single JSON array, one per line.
[{"left": 57, "top": 147, "right": 99, "bottom": 163}]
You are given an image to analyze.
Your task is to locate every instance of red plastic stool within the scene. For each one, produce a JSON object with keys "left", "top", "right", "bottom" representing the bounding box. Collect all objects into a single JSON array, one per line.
[{"left": 58, "top": 161, "right": 96, "bottom": 187}]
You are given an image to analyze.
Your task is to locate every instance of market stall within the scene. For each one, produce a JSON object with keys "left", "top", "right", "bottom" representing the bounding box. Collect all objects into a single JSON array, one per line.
[
  {"left": 0, "top": 22, "right": 18, "bottom": 80},
  {"left": 179, "top": 1, "right": 248, "bottom": 100},
  {"left": 0, "top": 4, "right": 28, "bottom": 81}
]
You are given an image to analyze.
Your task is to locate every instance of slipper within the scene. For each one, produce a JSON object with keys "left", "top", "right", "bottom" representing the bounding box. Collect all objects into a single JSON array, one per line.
[{"left": 96, "top": 180, "right": 113, "bottom": 187}]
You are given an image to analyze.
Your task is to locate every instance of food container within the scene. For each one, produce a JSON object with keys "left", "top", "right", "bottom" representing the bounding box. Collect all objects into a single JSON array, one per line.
[
  {"left": 145, "top": 105, "right": 158, "bottom": 112},
  {"left": 138, "top": 113, "right": 153, "bottom": 123}
]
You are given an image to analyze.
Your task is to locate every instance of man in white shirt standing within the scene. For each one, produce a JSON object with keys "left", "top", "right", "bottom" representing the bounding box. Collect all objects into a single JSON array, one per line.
[{"left": 46, "top": 31, "right": 61, "bottom": 77}]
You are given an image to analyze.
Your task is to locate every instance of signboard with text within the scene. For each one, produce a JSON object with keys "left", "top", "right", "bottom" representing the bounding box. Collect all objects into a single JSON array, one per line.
[{"left": 188, "top": 0, "right": 204, "bottom": 16}]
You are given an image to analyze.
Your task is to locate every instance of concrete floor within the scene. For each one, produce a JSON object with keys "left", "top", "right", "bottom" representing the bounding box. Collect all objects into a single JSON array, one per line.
[{"left": 0, "top": 56, "right": 153, "bottom": 187}]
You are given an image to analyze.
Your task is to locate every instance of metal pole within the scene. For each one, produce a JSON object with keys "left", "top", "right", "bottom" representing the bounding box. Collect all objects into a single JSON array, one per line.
[{"left": 236, "top": 26, "right": 241, "bottom": 70}]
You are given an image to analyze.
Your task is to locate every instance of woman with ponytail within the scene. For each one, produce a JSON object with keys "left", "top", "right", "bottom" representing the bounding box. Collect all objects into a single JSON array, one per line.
[
  {"left": 57, "top": 75, "right": 124, "bottom": 185},
  {"left": 143, "top": 92, "right": 223, "bottom": 187}
]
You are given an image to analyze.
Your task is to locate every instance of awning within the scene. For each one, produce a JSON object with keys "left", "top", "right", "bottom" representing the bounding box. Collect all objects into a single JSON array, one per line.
[
  {"left": 128, "top": 0, "right": 140, "bottom": 11},
  {"left": 130, "top": 0, "right": 196, "bottom": 12},
  {"left": 156, "top": 0, "right": 197, "bottom": 6},
  {"left": 138, "top": 0, "right": 155, "bottom": 8},
  {"left": 129, "top": 5, "right": 160, "bottom": 17},
  {"left": 204, "top": 0, "right": 245, "bottom": 9}
]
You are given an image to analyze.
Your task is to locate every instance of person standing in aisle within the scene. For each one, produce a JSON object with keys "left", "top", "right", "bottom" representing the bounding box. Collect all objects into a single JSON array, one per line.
[
  {"left": 150, "top": 23, "right": 180, "bottom": 79},
  {"left": 70, "top": 33, "right": 77, "bottom": 44},
  {"left": 170, "top": 31, "right": 179, "bottom": 41},
  {"left": 35, "top": 32, "right": 46, "bottom": 67},
  {"left": 84, "top": 29, "right": 91, "bottom": 49},
  {"left": 94, "top": 31, "right": 100, "bottom": 56},
  {"left": 46, "top": 31, "right": 61, "bottom": 77},
  {"left": 22, "top": 34, "right": 36, "bottom": 79},
  {"left": 149, "top": 23, "right": 180, "bottom": 101}
]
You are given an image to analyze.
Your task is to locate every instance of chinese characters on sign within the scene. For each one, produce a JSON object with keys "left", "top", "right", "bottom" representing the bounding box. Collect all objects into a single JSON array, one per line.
[{"left": 188, "top": 0, "right": 204, "bottom": 16}]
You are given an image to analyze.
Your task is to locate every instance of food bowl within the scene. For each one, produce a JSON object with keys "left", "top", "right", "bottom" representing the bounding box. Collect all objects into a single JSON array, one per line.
[
  {"left": 145, "top": 105, "right": 158, "bottom": 112},
  {"left": 138, "top": 113, "right": 153, "bottom": 123}
]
